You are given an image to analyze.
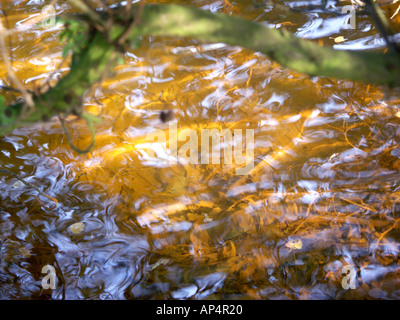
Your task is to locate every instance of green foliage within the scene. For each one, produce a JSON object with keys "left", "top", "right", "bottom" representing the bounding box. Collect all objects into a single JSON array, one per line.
[
  {"left": 0, "top": 96, "right": 15, "bottom": 127},
  {"left": 59, "top": 19, "right": 89, "bottom": 57},
  {"left": 0, "top": 95, "right": 5, "bottom": 109},
  {"left": 2, "top": 3, "right": 400, "bottom": 139},
  {"left": 115, "top": 55, "right": 125, "bottom": 66},
  {"left": 128, "top": 29, "right": 142, "bottom": 50}
]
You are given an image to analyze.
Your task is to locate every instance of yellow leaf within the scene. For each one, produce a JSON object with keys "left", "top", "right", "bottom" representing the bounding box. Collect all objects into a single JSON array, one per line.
[
  {"left": 285, "top": 239, "right": 302, "bottom": 251},
  {"left": 331, "top": 36, "right": 346, "bottom": 43},
  {"left": 69, "top": 222, "right": 85, "bottom": 234},
  {"left": 149, "top": 258, "right": 172, "bottom": 271}
]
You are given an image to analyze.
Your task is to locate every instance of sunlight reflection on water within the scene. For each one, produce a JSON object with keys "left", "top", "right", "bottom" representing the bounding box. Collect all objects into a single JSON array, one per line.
[{"left": 1, "top": 0, "right": 400, "bottom": 300}]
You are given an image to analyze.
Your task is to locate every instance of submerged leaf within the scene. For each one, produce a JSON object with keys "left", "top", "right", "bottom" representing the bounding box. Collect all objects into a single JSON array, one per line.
[{"left": 19, "top": 247, "right": 31, "bottom": 258}]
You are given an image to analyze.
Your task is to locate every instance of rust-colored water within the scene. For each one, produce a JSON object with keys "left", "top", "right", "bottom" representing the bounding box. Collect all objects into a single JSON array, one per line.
[{"left": 1, "top": 0, "right": 400, "bottom": 299}]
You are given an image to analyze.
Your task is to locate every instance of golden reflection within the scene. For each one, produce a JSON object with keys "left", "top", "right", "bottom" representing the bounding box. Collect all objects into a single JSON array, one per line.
[{"left": 1, "top": 0, "right": 400, "bottom": 299}]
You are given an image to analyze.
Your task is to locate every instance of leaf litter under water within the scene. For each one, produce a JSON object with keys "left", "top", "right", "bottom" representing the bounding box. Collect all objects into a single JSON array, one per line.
[{"left": 2, "top": 0, "right": 400, "bottom": 299}]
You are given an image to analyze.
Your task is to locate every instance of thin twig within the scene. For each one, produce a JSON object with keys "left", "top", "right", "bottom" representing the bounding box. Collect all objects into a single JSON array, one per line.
[
  {"left": 125, "top": 0, "right": 134, "bottom": 16},
  {"left": 0, "top": 85, "right": 21, "bottom": 93},
  {"left": 58, "top": 114, "right": 96, "bottom": 154},
  {"left": 1, "top": 10, "right": 14, "bottom": 65},
  {"left": 0, "top": 20, "right": 35, "bottom": 110},
  {"left": 364, "top": 0, "right": 400, "bottom": 53},
  {"left": 373, "top": 217, "right": 400, "bottom": 249},
  {"left": 0, "top": 168, "right": 58, "bottom": 209},
  {"left": 69, "top": 0, "right": 104, "bottom": 26},
  {"left": 391, "top": 1, "right": 400, "bottom": 19},
  {"left": 117, "top": 0, "right": 146, "bottom": 46}
]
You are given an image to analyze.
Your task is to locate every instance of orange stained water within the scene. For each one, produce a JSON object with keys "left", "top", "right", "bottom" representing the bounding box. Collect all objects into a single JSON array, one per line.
[{"left": 1, "top": 0, "right": 400, "bottom": 299}]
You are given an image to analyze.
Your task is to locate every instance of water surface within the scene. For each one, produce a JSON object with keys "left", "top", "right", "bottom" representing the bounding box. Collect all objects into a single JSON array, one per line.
[{"left": 1, "top": 0, "right": 400, "bottom": 299}]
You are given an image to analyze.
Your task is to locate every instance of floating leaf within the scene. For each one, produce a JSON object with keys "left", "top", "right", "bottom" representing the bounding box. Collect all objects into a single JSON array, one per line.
[
  {"left": 149, "top": 258, "right": 172, "bottom": 271},
  {"left": 12, "top": 180, "right": 25, "bottom": 189},
  {"left": 69, "top": 222, "right": 85, "bottom": 234},
  {"left": 330, "top": 36, "right": 346, "bottom": 43},
  {"left": 285, "top": 239, "right": 302, "bottom": 251}
]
